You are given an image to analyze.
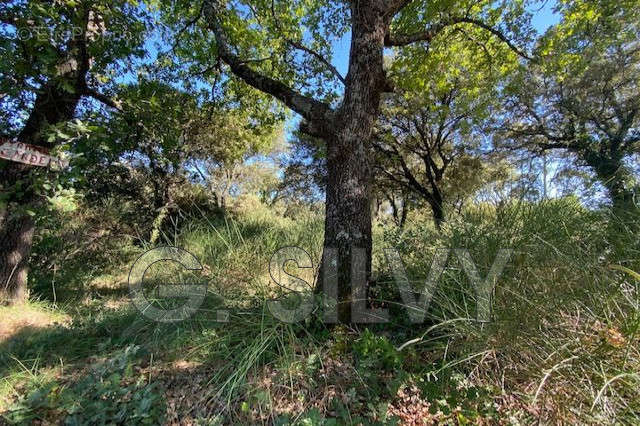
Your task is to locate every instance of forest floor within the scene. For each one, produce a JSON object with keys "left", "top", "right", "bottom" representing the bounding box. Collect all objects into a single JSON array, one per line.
[{"left": 1, "top": 200, "right": 639, "bottom": 425}]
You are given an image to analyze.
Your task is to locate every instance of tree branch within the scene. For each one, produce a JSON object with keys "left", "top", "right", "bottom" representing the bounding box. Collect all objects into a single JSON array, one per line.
[
  {"left": 287, "top": 40, "right": 345, "bottom": 85},
  {"left": 386, "top": 0, "right": 415, "bottom": 18},
  {"left": 385, "top": 21, "right": 448, "bottom": 47},
  {"left": 172, "top": 1, "right": 206, "bottom": 52},
  {"left": 82, "top": 87, "right": 122, "bottom": 111},
  {"left": 372, "top": 135, "right": 435, "bottom": 202},
  {"left": 203, "top": 0, "right": 333, "bottom": 129},
  {"left": 385, "top": 16, "right": 532, "bottom": 61}
]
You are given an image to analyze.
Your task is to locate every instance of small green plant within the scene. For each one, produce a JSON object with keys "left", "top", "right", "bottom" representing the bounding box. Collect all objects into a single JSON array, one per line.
[
  {"left": 353, "top": 329, "right": 402, "bottom": 372},
  {"left": 4, "top": 345, "right": 165, "bottom": 425},
  {"left": 352, "top": 329, "right": 404, "bottom": 397}
]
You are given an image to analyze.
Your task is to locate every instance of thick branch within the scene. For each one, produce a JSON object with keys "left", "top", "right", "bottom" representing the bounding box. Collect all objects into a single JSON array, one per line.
[{"left": 203, "top": 0, "right": 333, "bottom": 129}]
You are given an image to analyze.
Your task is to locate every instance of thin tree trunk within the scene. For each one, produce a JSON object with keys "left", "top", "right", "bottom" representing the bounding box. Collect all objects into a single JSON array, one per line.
[
  {"left": 427, "top": 186, "right": 445, "bottom": 229},
  {"left": 387, "top": 193, "right": 400, "bottom": 225},
  {"left": 399, "top": 198, "right": 408, "bottom": 228},
  {"left": 431, "top": 200, "right": 445, "bottom": 230}
]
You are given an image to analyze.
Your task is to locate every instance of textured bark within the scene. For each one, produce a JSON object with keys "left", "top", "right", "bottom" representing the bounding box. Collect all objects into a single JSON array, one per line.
[
  {"left": 323, "top": 135, "right": 374, "bottom": 323},
  {"left": 318, "top": 2, "right": 389, "bottom": 323},
  {"left": 0, "top": 208, "right": 35, "bottom": 303},
  {"left": 0, "top": 160, "right": 37, "bottom": 304}
]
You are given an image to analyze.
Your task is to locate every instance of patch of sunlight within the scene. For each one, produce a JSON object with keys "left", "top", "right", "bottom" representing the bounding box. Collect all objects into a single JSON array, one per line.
[{"left": 0, "top": 302, "right": 70, "bottom": 343}]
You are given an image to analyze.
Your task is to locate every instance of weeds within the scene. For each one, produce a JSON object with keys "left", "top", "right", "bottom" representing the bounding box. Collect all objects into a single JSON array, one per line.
[{"left": 1, "top": 199, "right": 638, "bottom": 424}]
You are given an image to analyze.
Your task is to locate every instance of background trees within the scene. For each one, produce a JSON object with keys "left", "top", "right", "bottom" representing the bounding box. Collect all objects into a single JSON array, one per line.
[
  {"left": 500, "top": 0, "right": 640, "bottom": 209},
  {"left": 374, "top": 26, "right": 517, "bottom": 227},
  {"left": 0, "top": 0, "right": 283, "bottom": 302}
]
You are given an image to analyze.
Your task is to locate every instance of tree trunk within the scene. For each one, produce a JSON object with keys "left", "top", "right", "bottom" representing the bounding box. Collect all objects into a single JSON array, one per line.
[
  {"left": 387, "top": 193, "right": 408, "bottom": 228},
  {"left": 316, "top": 2, "right": 388, "bottom": 323},
  {"left": 322, "top": 135, "right": 374, "bottom": 323},
  {"left": 601, "top": 171, "right": 635, "bottom": 211},
  {"left": 430, "top": 199, "right": 445, "bottom": 229},
  {"left": 387, "top": 193, "right": 400, "bottom": 225},
  {"left": 0, "top": 160, "right": 37, "bottom": 304},
  {"left": 399, "top": 198, "right": 408, "bottom": 228},
  {"left": 0, "top": 207, "right": 35, "bottom": 303},
  {"left": 588, "top": 153, "right": 636, "bottom": 211},
  {"left": 0, "top": 82, "right": 82, "bottom": 303},
  {"left": 426, "top": 184, "right": 445, "bottom": 229},
  {"left": 206, "top": 0, "right": 392, "bottom": 323}
]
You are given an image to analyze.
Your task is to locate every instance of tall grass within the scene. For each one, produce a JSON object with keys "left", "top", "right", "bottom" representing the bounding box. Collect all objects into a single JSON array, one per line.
[
  {"left": 2, "top": 197, "right": 638, "bottom": 423},
  {"left": 375, "top": 199, "right": 640, "bottom": 423}
]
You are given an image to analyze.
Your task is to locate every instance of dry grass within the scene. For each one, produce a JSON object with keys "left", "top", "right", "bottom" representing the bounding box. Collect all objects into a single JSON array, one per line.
[{"left": 0, "top": 302, "right": 69, "bottom": 343}]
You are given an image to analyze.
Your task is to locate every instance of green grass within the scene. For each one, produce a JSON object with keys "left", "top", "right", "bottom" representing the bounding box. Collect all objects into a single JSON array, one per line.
[{"left": 1, "top": 199, "right": 638, "bottom": 424}]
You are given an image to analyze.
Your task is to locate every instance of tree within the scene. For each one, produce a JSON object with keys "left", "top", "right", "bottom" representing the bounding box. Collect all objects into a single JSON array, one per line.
[
  {"left": 374, "top": 88, "right": 497, "bottom": 228},
  {"left": 374, "top": 20, "right": 519, "bottom": 228},
  {"left": 163, "top": 0, "right": 531, "bottom": 322},
  {"left": 501, "top": 0, "right": 640, "bottom": 209},
  {"left": 0, "top": 0, "right": 148, "bottom": 302},
  {"left": 76, "top": 79, "right": 282, "bottom": 240},
  {"left": 195, "top": 131, "right": 284, "bottom": 209}
]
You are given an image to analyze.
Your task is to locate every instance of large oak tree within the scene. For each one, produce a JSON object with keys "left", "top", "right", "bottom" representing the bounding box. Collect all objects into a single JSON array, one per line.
[{"left": 163, "top": 0, "right": 531, "bottom": 322}]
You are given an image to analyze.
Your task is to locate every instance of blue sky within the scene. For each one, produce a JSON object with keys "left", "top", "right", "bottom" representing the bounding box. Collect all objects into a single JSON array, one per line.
[{"left": 531, "top": 0, "right": 561, "bottom": 33}]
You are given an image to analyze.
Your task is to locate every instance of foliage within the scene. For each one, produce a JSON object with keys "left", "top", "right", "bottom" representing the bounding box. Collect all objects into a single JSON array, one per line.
[
  {"left": 4, "top": 345, "right": 165, "bottom": 425},
  {"left": 0, "top": 0, "right": 149, "bottom": 135},
  {"left": 353, "top": 329, "right": 402, "bottom": 372},
  {"left": 1, "top": 0, "right": 640, "bottom": 424},
  {"left": 499, "top": 0, "right": 640, "bottom": 207}
]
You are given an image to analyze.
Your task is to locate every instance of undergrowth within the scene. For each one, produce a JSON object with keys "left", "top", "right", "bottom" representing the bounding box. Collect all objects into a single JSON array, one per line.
[{"left": 1, "top": 198, "right": 638, "bottom": 424}]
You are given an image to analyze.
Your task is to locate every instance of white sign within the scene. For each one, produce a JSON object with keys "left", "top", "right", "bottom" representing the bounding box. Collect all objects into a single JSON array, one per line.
[{"left": 0, "top": 139, "right": 69, "bottom": 168}]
